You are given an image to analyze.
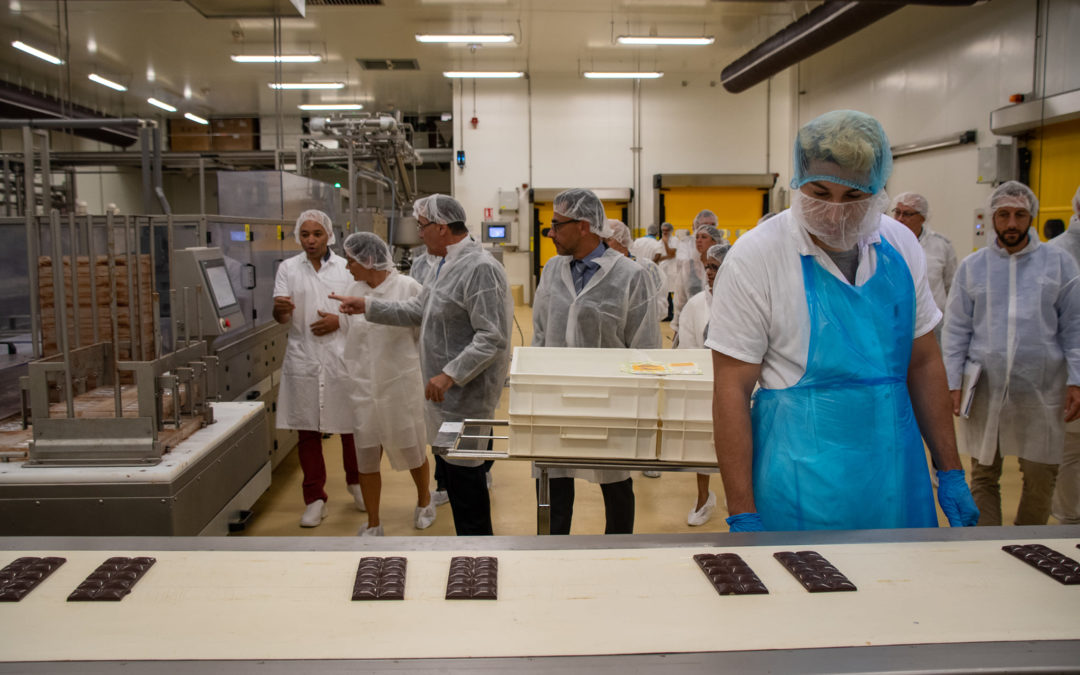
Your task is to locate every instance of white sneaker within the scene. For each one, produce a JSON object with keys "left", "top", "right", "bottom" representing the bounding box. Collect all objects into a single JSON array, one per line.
[
  {"left": 299, "top": 499, "right": 327, "bottom": 528},
  {"left": 432, "top": 489, "right": 450, "bottom": 506},
  {"left": 414, "top": 502, "right": 437, "bottom": 530},
  {"left": 357, "top": 523, "right": 384, "bottom": 537},
  {"left": 347, "top": 484, "right": 366, "bottom": 512},
  {"left": 687, "top": 491, "right": 717, "bottom": 527},
  {"left": 486, "top": 472, "right": 493, "bottom": 489},
  {"left": 643, "top": 470, "right": 661, "bottom": 478}
]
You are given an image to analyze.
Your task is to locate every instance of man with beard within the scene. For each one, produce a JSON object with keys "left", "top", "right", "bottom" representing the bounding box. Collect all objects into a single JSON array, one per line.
[{"left": 943, "top": 180, "right": 1080, "bottom": 526}]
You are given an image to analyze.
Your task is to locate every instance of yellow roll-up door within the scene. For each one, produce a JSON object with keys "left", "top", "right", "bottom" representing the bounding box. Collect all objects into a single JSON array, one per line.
[
  {"left": 1028, "top": 118, "right": 1080, "bottom": 240},
  {"left": 534, "top": 199, "right": 629, "bottom": 271},
  {"left": 658, "top": 186, "right": 765, "bottom": 242}
]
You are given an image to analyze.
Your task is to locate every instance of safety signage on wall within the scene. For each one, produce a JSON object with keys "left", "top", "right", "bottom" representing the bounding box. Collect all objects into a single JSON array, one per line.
[{"left": 484, "top": 207, "right": 493, "bottom": 220}]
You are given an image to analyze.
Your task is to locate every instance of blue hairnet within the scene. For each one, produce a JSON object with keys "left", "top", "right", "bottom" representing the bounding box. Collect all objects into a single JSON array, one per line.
[
  {"left": 792, "top": 110, "right": 893, "bottom": 195},
  {"left": 413, "top": 194, "right": 467, "bottom": 225},
  {"left": 554, "top": 188, "right": 606, "bottom": 236}
]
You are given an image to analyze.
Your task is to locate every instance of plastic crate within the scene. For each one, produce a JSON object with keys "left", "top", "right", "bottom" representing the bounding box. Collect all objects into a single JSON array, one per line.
[
  {"left": 509, "top": 347, "right": 661, "bottom": 419},
  {"left": 657, "top": 349, "right": 713, "bottom": 422},
  {"left": 658, "top": 419, "right": 715, "bottom": 463},
  {"left": 508, "top": 414, "right": 659, "bottom": 460}
]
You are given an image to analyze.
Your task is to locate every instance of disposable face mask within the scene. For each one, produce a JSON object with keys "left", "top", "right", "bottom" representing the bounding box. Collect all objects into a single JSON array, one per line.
[{"left": 791, "top": 189, "right": 888, "bottom": 250}]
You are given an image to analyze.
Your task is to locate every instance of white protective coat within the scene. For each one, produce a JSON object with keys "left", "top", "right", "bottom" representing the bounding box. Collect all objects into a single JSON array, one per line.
[
  {"left": 637, "top": 257, "right": 668, "bottom": 324},
  {"left": 532, "top": 247, "right": 661, "bottom": 483},
  {"left": 273, "top": 252, "right": 355, "bottom": 433},
  {"left": 630, "top": 236, "right": 663, "bottom": 265},
  {"left": 366, "top": 237, "right": 512, "bottom": 467},
  {"left": 678, "top": 290, "right": 711, "bottom": 350},
  {"left": 343, "top": 271, "right": 428, "bottom": 471},
  {"left": 942, "top": 228, "right": 1080, "bottom": 465}
]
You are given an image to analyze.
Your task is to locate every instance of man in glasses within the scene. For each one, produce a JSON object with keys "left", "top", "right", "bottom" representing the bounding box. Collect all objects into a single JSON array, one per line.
[
  {"left": 532, "top": 188, "right": 661, "bottom": 535},
  {"left": 892, "top": 192, "right": 958, "bottom": 344}
]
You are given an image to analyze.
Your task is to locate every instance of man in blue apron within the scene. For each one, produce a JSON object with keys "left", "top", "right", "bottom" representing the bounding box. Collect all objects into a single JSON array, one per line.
[{"left": 705, "top": 110, "right": 978, "bottom": 532}]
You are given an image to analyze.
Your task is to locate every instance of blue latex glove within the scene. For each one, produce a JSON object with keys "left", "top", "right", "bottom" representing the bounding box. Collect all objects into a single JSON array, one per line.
[
  {"left": 936, "top": 469, "right": 979, "bottom": 527},
  {"left": 726, "top": 512, "right": 765, "bottom": 532}
]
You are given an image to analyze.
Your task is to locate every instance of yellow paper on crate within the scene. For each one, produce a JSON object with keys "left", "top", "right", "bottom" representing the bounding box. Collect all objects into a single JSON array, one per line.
[{"left": 621, "top": 361, "right": 704, "bottom": 376}]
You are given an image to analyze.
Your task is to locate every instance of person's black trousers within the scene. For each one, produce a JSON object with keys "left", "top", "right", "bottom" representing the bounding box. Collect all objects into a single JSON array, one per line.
[
  {"left": 538, "top": 476, "right": 634, "bottom": 534},
  {"left": 443, "top": 459, "right": 493, "bottom": 535}
]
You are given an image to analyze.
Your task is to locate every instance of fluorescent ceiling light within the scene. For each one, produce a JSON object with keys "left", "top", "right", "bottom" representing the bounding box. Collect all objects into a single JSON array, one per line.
[
  {"left": 231, "top": 54, "right": 321, "bottom": 63},
  {"left": 12, "top": 40, "right": 62, "bottom": 65},
  {"left": 443, "top": 71, "right": 524, "bottom": 79},
  {"left": 184, "top": 112, "right": 209, "bottom": 125},
  {"left": 298, "top": 103, "right": 363, "bottom": 111},
  {"left": 584, "top": 71, "right": 663, "bottom": 79},
  {"left": 617, "top": 36, "right": 714, "bottom": 46},
  {"left": 88, "top": 73, "right": 127, "bottom": 92},
  {"left": 417, "top": 34, "right": 514, "bottom": 44},
  {"left": 268, "top": 82, "right": 345, "bottom": 90},
  {"left": 147, "top": 97, "right": 177, "bottom": 112}
]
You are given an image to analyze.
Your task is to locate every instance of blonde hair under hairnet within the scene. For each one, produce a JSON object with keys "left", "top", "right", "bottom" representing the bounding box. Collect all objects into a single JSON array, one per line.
[
  {"left": 792, "top": 110, "right": 892, "bottom": 195},
  {"left": 294, "top": 209, "right": 336, "bottom": 246}
]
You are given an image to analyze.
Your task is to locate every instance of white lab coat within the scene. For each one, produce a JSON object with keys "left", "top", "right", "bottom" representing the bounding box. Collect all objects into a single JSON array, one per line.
[
  {"left": 630, "top": 236, "right": 663, "bottom": 265},
  {"left": 918, "top": 225, "right": 958, "bottom": 340},
  {"left": 673, "top": 236, "right": 707, "bottom": 332},
  {"left": 943, "top": 228, "right": 1080, "bottom": 465},
  {"left": 678, "top": 290, "right": 711, "bottom": 350},
  {"left": 343, "top": 271, "right": 428, "bottom": 471},
  {"left": 274, "top": 252, "right": 355, "bottom": 433},
  {"left": 636, "top": 257, "right": 668, "bottom": 325},
  {"left": 532, "top": 246, "right": 661, "bottom": 483},
  {"left": 366, "top": 237, "right": 512, "bottom": 467}
]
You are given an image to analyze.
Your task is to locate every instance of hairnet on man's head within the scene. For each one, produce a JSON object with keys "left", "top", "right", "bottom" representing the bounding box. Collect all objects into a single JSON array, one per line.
[
  {"left": 693, "top": 209, "right": 718, "bottom": 230},
  {"left": 792, "top": 110, "right": 893, "bottom": 195},
  {"left": 707, "top": 243, "right": 731, "bottom": 265},
  {"left": 605, "top": 219, "right": 632, "bottom": 249},
  {"left": 294, "top": 209, "right": 336, "bottom": 245},
  {"left": 342, "top": 232, "right": 395, "bottom": 271},
  {"left": 893, "top": 192, "right": 929, "bottom": 218},
  {"left": 647, "top": 223, "right": 659, "bottom": 237},
  {"left": 988, "top": 181, "right": 1039, "bottom": 217},
  {"left": 413, "top": 194, "right": 467, "bottom": 226},
  {"left": 698, "top": 225, "right": 727, "bottom": 245},
  {"left": 554, "top": 188, "right": 606, "bottom": 235}
]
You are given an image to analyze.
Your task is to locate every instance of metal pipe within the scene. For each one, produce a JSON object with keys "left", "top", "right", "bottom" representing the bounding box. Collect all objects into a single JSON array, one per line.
[
  {"left": 0, "top": 117, "right": 147, "bottom": 129},
  {"left": 68, "top": 212, "right": 81, "bottom": 348},
  {"left": 152, "top": 292, "right": 162, "bottom": 359},
  {"left": 106, "top": 213, "right": 122, "bottom": 417},
  {"left": 183, "top": 286, "right": 193, "bottom": 347},
  {"left": 36, "top": 131, "right": 51, "bottom": 214},
  {"left": 198, "top": 157, "right": 206, "bottom": 215},
  {"left": 22, "top": 126, "right": 41, "bottom": 358},
  {"left": 347, "top": 147, "right": 356, "bottom": 234},
  {"left": 124, "top": 215, "right": 136, "bottom": 360},
  {"left": 86, "top": 215, "right": 99, "bottom": 343},
  {"left": 1, "top": 158, "right": 10, "bottom": 217},
  {"left": 140, "top": 125, "right": 152, "bottom": 214},
  {"left": 152, "top": 126, "right": 172, "bottom": 215},
  {"left": 49, "top": 210, "right": 75, "bottom": 419},
  {"left": 132, "top": 216, "right": 145, "bottom": 360},
  {"left": 194, "top": 285, "right": 203, "bottom": 344},
  {"left": 168, "top": 288, "right": 177, "bottom": 353}
]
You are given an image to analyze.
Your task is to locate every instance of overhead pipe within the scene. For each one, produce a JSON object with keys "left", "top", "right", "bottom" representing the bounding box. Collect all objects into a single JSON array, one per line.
[{"left": 720, "top": 1, "right": 983, "bottom": 94}]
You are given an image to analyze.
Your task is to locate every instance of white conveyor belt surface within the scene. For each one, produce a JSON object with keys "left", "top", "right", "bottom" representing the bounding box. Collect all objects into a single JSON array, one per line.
[{"left": 1, "top": 532, "right": 1078, "bottom": 662}]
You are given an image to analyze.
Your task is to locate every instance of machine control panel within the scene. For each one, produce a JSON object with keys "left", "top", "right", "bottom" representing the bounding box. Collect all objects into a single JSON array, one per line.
[{"left": 173, "top": 247, "right": 247, "bottom": 338}]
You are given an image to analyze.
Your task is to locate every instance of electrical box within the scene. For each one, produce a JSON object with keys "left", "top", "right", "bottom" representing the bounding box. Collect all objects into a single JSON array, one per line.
[
  {"left": 172, "top": 247, "right": 247, "bottom": 337},
  {"left": 977, "top": 145, "right": 1015, "bottom": 184},
  {"left": 498, "top": 190, "right": 519, "bottom": 212},
  {"left": 973, "top": 208, "right": 988, "bottom": 248}
]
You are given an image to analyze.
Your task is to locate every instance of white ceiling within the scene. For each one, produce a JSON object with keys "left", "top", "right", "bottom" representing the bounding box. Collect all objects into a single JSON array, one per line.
[{"left": 0, "top": 0, "right": 802, "bottom": 121}]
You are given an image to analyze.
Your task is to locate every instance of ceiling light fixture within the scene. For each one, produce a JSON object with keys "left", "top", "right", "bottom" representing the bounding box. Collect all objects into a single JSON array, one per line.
[
  {"left": 12, "top": 40, "right": 62, "bottom": 65},
  {"left": 584, "top": 71, "right": 664, "bottom": 79},
  {"left": 443, "top": 71, "right": 524, "bottom": 79},
  {"left": 298, "top": 103, "right": 363, "bottom": 111},
  {"left": 231, "top": 54, "right": 322, "bottom": 63},
  {"left": 147, "top": 97, "right": 177, "bottom": 112},
  {"left": 184, "top": 112, "right": 209, "bottom": 125},
  {"left": 268, "top": 82, "right": 345, "bottom": 90},
  {"left": 616, "top": 36, "right": 714, "bottom": 46},
  {"left": 88, "top": 73, "right": 127, "bottom": 92},
  {"left": 417, "top": 34, "right": 514, "bottom": 44}
]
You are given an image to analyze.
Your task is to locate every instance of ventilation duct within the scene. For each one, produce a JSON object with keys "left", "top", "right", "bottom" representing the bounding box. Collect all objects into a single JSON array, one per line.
[
  {"left": 185, "top": 0, "right": 305, "bottom": 18},
  {"left": 0, "top": 81, "right": 138, "bottom": 147},
  {"left": 720, "top": 1, "right": 984, "bottom": 94}
]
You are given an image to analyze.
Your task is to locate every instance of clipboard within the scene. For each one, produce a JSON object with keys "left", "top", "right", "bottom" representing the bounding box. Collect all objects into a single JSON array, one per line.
[{"left": 959, "top": 359, "right": 982, "bottom": 419}]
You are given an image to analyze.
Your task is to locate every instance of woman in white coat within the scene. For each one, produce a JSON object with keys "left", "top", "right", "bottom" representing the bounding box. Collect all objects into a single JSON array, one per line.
[
  {"left": 273, "top": 210, "right": 362, "bottom": 528},
  {"left": 340, "top": 232, "right": 436, "bottom": 536}
]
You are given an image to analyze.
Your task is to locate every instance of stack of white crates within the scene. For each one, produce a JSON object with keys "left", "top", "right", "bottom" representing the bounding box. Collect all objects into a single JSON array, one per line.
[{"left": 508, "top": 347, "right": 715, "bottom": 464}]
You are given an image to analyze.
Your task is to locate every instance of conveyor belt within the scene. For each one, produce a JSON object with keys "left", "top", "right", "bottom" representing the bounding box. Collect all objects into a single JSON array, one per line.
[{"left": 0, "top": 527, "right": 1077, "bottom": 672}]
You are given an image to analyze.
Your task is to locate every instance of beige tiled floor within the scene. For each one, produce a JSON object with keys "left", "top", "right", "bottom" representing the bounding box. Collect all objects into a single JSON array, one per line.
[{"left": 240, "top": 304, "right": 1041, "bottom": 537}]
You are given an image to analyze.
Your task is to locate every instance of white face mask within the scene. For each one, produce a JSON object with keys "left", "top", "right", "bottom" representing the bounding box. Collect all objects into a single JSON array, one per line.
[{"left": 791, "top": 189, "right": 889, "bottom": 250}]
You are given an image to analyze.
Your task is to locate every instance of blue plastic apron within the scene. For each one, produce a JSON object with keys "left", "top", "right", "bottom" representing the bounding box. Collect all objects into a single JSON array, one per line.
[{"left": 750, "top": 238, "right": 937, "bottom": 530}]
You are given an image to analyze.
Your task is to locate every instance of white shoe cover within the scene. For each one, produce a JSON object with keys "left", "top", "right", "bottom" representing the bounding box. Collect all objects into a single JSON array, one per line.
[
  {"left": 347, "top": 484, "right": 367, "bottom": 512},
  {"left": 643, "top": 470, "right": 661, "bottom": 478},
  {"left": 299, "top": 499, "right": 327, "bottom": 528},
  {"left": 357, "top": 523, "right": 384, "bottom": 537},
  {"left": 414, "top": 502, "right": 437, "bottom": 530},
  {"left": 687, "top": 491, "right": 717, "bottom": 527},
  {"left": 432, "top": 489, "right": 450, "bottom": 506}
]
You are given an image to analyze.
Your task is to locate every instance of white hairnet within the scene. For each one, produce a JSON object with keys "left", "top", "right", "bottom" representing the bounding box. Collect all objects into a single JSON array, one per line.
[
  {"left": 555, "top": 188, "right": 607, "bottom": 235},
  {"left": 413, "top": 194, "right": 467, "bottom": 225},
  {"left": 693, "top": 209, "right": 718, "bottom": 230},
  {"left": 893, "top": 192, "right": 929, "bottom": 218},
  {"left": 342, "top": 232, "right": 395, "bottom": 271},
  {"left": 294, "top": 209, "right": 336, "bottom": 246},
  {"left": 606, "top": 219, "right": 632, "bottom": 249},
  {"left": 988, "top": 180, "right": 1038, "bottom": 217},
  {"left": 647, "top": 223, "right": 660, "bottom": 237},
  {"left": 707, "top": 243, "right": 731, "bottom": 265},
  {"left": 698, "top": 226, "right": 727, "bottom": 245}
]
